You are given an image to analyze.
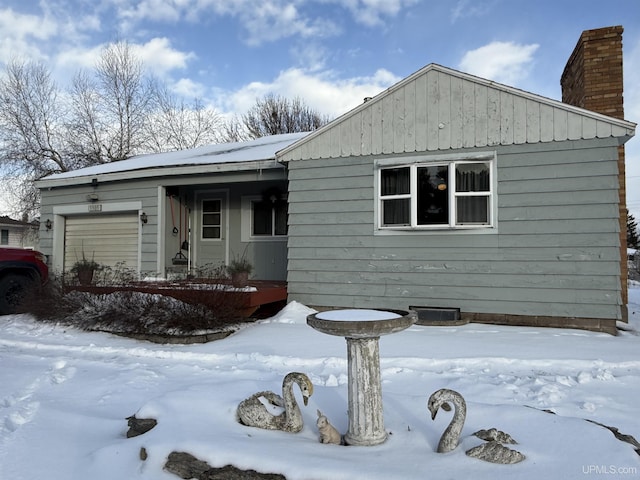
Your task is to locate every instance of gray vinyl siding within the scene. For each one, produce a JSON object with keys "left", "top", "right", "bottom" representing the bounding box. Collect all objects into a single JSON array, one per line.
[{"left": 286, "top": 138, "right": 623, "bottom": 321}]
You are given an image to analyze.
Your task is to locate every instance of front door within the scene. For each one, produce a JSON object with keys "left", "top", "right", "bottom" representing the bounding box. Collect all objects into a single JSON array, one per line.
[{"left": 194, "top": 191, "right": 228, "bottom": 274}]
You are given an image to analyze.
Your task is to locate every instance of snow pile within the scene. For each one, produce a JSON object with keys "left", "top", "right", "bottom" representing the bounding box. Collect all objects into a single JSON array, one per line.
[{"left": 1, "top": 287, "right": 639, "bottom": 479}]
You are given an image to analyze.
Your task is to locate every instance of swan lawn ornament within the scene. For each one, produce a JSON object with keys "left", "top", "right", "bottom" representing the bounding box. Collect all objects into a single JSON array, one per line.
[
  {"left": 316, "top": 410, "right": 342, "bottom": 445},
  {"left": 427, "top": 388, "right": 526, "bottom": 464},
  {"left": 237, "top": 372, "right": 314, "bottom": 433},
  {"left": 428, "top": 388, "right": 467, "bottom": 453}
]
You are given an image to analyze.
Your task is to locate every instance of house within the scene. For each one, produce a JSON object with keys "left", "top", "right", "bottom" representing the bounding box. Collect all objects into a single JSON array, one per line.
[
  {"left": 276, "top": 26, "right": 635, "bottom": 334},
  {"left": 0, "top": 215, "right": 39, "bottom": 249},
  {"left": 37, "top": 133, "right": 306, "bottom": 279},
  {"left": 37, "top": 26, "right": 635, "bottom": 333}
]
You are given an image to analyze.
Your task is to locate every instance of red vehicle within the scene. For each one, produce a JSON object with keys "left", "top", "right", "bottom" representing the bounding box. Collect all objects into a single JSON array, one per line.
[{"left": 0, "top": 247, "right": 49, "bottom": 315}]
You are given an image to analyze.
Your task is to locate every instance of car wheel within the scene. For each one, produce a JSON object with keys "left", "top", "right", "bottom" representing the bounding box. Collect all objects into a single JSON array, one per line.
[{"left": 0, "top": 274, "right": 31, "bottom": 315}]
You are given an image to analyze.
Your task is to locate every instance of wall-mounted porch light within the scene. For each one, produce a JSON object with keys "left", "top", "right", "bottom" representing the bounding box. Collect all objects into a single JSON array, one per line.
[
  {"left": 140, "top": 212, "right": 148, "bottom": 224},
  {"left": 45, "top": 219, "right": 52, "bottom": 230}
]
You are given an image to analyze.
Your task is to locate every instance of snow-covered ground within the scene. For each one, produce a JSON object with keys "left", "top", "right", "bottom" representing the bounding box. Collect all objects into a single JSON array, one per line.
[{"left": 2, "top": 284, "right": 640, "bottom": 479}]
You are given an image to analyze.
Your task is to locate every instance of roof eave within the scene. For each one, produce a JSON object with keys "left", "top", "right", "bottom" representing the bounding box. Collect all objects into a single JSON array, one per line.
[{"left": 36, "top": 158, "right": 283, "bottom": 189}]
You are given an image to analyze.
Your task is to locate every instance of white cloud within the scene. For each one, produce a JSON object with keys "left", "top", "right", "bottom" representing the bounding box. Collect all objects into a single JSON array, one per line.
[
  {"left": 233, "top": 2, "right": 341, "bottom": 46},
  {"left": 55, "top": 44, "right": 104, "bottom": 71},
  {"left": 172, "top": 77, "right": 207, "bottom": 99},
  {"left": 0, "top": 7, "right": 57, "bottom": 64},
  {"left": 450, "top": 0, "right": 495, "bottom": 23},
  {"left": 132, "top": 38, "right": 195, "bottom": 76},
  {"left": 113, "top": 0, "right": 416, "bottom": 45},
  {"left": 219, "top": 66, "right": 400, "bottom": 118},
  {"left": 118, "top": 0, "right": 184, "bottom": 23},
  {"left": 55, "top": 38, "right": 194, "bottom": 79},
  {"left": 458, "top": 41, "right": 539, "bottom": 86},
  {"left": 289, "top": 42, "right": 329, "bottom": 72},
  {"left": 335, "top": 0, "right": 418, "bottom": 27}
]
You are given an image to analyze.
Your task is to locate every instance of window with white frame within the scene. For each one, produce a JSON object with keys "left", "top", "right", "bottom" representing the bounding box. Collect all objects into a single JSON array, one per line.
[
  {"left": 201, "top": 199, "right": 222, "bottom": 239},
  {"left": 251, "top": 198, "right": 287, "bottom": 237},
  {"left": 378, "top": 157, "right": 494, "bottom": 229},
  {"left": 0, "top": 229, "right": 8, "bottom": 245}
]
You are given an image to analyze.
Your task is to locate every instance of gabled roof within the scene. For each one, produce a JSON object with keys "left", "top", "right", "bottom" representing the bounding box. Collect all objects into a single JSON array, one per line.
[
  {"left": 0, "top": 215, "right": 29, "bottom": 227},
  {"left": 37, "top": 132, "right": 309, "bottom": 188},
  {"left": 277, "top": 64, "right": 636, "bottom": 162}
]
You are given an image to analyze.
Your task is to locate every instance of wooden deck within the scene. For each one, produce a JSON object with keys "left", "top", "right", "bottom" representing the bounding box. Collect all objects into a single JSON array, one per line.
[{"left": 68, "top": 280, "right": 288, "bottom": 318}]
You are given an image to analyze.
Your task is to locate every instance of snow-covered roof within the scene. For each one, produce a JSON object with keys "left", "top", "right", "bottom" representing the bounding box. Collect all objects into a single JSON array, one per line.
[{"left": 37, "top": 132, "right": 309, "bottom": 187}]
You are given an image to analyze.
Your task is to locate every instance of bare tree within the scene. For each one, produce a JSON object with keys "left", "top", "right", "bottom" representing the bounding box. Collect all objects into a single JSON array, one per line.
[
  {"left": 239, "top": 94, "right": 330, "bottom": 139},
  {"left": 143, "top": 86, "right": 223, "bottom": 152},
  {"left": 66, "top": 71, "right": 107, "bottom": 166},
  {"left": 0, "top": 60, "right": 69, "bottom": 175},
  {"left": 222, "top": 115, "right": 251, "bottom": 143},
  {"left": 89, "top": 41, "right": 153, "bottom": 161},
  {"left": 0, "top": 41, "right": 227, "bottom": 217},
  {"left": 0, "top": 60, "right": 72, "bottom": 218}
]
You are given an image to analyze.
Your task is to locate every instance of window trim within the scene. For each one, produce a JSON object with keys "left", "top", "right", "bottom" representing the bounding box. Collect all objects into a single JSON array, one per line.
[{"left": 375, "top": 152, "right": 497, "bottom": 234}]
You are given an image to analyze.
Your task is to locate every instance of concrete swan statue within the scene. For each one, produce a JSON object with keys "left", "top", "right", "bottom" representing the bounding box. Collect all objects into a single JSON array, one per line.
[
  {"left": 427, "top": 388, "right": 526, "bottom": 464},
  {"left": 237, "top": 372, "right": 314, "bottom": 433},
  {"left": 428, "top": 388, "right": 467, "bottom": 453}
]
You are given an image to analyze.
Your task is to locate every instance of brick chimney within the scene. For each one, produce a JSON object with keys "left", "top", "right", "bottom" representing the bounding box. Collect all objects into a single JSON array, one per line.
[
  {"left": 561, "top": 26, "right": 624, "bottom": 117},
  {"left": 560, "top": 26, "right": 628, "bottom": 316}
]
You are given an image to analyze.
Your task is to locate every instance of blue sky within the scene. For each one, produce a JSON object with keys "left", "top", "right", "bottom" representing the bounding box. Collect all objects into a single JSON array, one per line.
[{"left": 0, "top": 0, "right": 639, "bottom": 217}]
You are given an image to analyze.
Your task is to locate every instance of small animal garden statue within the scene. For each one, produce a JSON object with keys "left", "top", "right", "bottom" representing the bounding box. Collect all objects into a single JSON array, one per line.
[
  {"left": 316, "top": 410, "right": 342, "bottom": 444},
  {"left": 237, "top": 372, "right": 314, "bottom": 433}
]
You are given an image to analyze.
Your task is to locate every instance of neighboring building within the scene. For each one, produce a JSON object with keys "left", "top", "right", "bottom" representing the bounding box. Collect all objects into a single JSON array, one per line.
[
  {"left": 629, "top": 249, "right": 639, "bottom": 281},
  {"left": 37, "top": 26, "right": 635, "bottom": 333},
  {"left": 0, "top": 216, "right": 39, "bottom": 249}
]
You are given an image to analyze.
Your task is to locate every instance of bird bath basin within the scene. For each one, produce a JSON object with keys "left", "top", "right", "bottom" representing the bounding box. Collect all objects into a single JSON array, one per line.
[{"left": 307, "top": 309, "right": 416, "bottom": 446}]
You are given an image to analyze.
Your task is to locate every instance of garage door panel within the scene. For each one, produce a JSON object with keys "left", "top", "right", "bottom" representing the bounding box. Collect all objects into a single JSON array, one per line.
[{"left": 64, "top": 214, "right": 139, "bottom": 272}]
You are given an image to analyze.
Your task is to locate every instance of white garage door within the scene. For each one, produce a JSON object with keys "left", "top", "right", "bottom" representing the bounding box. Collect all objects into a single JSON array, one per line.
[{"left": 64, "top": 214, "right": 139, "bottom": 272}]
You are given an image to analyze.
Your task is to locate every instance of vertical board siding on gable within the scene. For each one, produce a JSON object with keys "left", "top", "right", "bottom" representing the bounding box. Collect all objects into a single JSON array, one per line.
[
  {"left": 499, "top": 90, "right": 513, "bottom": 145},
  {"left": 414, "top": 75, "right": 428, "bottom": 151},
  {"left": 525, "top": 99, "right": 540, "bottom": 143},
  {"left": 437, "top": 71, "right": 451, "bottom": 149},
  {"left": 280, "top": 69, "right": 627, "bottom": 164},
  {"left": 286, "top": 140, "right": 622, "bottom": 320},
  {"left": 404, "top": 78, "right": 416, "bottom": 152}
]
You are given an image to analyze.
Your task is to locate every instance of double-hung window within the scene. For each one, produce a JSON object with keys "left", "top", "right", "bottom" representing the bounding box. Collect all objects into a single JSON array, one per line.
[{"left": 378, "top": 155, "right": 494, "bottom": 230}]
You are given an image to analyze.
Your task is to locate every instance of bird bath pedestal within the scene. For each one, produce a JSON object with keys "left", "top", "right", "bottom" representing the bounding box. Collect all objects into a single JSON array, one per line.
[{"left": 307, "top": 309, "right": 416, "bottom": 446}]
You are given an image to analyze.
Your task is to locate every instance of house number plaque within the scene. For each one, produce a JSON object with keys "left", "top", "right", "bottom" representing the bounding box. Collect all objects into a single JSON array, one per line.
[{"left": 88, "top": 204, "right": 102, "bottom": 212}]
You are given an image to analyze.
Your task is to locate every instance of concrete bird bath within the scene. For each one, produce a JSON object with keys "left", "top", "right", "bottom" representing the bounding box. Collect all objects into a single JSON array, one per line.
[{"left": 307, "top": 308, "right": 416, "bottom": 446}]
